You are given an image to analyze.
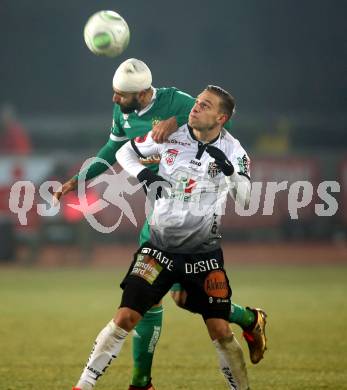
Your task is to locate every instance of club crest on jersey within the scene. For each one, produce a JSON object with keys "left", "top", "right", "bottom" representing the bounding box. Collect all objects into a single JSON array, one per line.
[
  {"left": 164, "top": 148, "right": 179, "bottom": 166},
  {"left": 208, "top": 162, "right": 221, "bottom": 178},
  {"left": 135, "top": 134, "right": 148, "bottom": 143},
  {"left": 152, "top": 117, "right": 161, "bottom": 127}
]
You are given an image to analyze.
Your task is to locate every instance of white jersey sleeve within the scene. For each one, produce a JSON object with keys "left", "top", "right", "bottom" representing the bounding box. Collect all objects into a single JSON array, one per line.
[
  {"left": 224, "top": 137, "right": 251, "bottom": 208},
  {"left": 116, "top": 131, "right": 163, "bottom": 177},
  {"left": 229, "top": 140, "right": 251, "bottom": 179}
]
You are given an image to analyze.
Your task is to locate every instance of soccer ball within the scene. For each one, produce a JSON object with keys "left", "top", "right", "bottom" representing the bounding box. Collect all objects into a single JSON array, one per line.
[{"left": 83, "top": 10, "right": 130, "bottom": 57}]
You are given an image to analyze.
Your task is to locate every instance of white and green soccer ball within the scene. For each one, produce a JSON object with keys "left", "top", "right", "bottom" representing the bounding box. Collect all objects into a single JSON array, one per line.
[{"left": 83, "top": 10, "right": 130, "bottom": 57}]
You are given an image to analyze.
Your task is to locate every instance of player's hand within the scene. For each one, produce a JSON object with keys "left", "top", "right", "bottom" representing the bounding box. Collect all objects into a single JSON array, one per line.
[
  {"left": 52, "top": 177, "right": 78, "bottom": 205},
  {"left": 151, "top": 117, "right": 178, "bottom": 143},
  {"left": 137, "top": 168, "right": 171, "bottom": 199},
  {"left": 206, "top": 145, "right": 234, "bottom": 176}
]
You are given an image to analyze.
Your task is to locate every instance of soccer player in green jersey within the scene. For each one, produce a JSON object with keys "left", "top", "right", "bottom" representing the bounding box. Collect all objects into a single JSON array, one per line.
[{"left": 54, "top": 58, "right": 267, "bottom": 390}]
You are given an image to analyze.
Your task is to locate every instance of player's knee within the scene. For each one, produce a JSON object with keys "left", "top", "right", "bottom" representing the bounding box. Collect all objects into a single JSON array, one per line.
[
  {"left": 170, "top": 290, "right": 187, "bottom": 308},
  {"left": 206, "top": 319, "right": 232, "bottom": 340},
  {"left": 214, "top": 326, "right": 232, "bottom": 341},
  {"left": 113, "top": 308, "right": 142, "bottom": 332}
]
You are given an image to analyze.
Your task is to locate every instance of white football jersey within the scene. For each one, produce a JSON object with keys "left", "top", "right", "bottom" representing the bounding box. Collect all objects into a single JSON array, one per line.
[{"left": 117, "top": 124, "right": 250, "bottom": 253}]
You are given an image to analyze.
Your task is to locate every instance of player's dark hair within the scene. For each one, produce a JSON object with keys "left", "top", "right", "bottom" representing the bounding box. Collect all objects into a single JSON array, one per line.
[{"left": 205, "top": 85, "right": 235, "bottom": 119}]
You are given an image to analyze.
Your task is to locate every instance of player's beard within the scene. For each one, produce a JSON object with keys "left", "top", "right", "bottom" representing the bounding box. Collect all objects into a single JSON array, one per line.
[{"left": 119, "top": 97, "right": 142, "bottom": 114}]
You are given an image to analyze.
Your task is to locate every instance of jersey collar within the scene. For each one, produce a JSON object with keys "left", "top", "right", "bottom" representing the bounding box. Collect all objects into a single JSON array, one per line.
[
  {"left": 187, "top": 124, "right": 221, "bottom": 145},
  {"left": 135, "top": 87, "right": 157, "bottom": 117}
]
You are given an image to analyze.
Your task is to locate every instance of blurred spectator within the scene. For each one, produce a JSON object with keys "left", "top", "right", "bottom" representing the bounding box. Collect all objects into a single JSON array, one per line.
[{"left": 0, "top": 104, "right": 32, "bottom": 155}]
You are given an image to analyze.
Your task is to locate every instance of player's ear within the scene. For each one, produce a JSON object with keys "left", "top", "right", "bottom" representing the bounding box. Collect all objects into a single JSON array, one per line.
[
  {"left": 137, "top": 90, "right": 146, "bottom": 100},
  {"left": 217, "top": 113, "right": 228, "bottom": 126}
]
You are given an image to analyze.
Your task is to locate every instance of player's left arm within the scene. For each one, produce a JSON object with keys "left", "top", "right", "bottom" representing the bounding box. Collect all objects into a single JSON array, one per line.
[
  {"left": 206, "top": 143, "right": 251, "bottom": 207},
  {"left": 152, "top": 89, "right": 195, "bottom": 143},
  {"left": 228, "top": 144, "right": 251, "bottom": 208}
]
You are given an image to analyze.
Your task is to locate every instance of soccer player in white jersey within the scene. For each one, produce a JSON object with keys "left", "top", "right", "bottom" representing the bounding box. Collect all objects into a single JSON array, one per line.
[
  {"left": 59, "top": 58, "right": 266, "bottom": 390},
  {"left": 72, "top": 85, "right": 253, "bottom": 390}
]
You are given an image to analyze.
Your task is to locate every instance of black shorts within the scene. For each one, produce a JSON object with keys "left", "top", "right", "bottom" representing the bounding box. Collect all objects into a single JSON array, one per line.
[{"left": 120, "top": 242, "right": 232, "bottom": 321}]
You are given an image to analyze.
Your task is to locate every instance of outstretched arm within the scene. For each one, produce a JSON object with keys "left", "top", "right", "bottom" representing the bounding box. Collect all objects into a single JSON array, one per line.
[{"left": 53, "top": 138, "right": 126, "bottom": 202}]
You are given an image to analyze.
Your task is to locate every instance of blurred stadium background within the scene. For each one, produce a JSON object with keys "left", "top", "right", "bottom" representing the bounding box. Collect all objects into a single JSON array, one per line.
[{"left": 1, "top": 1, "right": 347, "bottom": 389}]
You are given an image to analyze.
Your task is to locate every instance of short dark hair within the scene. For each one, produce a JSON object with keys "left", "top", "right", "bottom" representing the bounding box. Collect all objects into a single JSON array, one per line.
[{"left": 205, "top": 85, "right": 235, "bottom": 119}]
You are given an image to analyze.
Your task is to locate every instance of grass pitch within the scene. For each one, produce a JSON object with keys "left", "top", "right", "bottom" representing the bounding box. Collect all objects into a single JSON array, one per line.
[{"left": 1, "top": 264, "right": 347, "bottom": 390}]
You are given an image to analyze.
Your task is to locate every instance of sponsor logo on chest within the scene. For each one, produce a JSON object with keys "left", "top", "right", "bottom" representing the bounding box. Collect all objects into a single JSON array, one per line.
[
  {"left": 190, "top": 159, "right": 201, "bottom": 167},
  {"left": 168, "top": 139, "right": 191, "bottom": 147},
  {"left": 183, "top": 178, "right": 196, "bottom": 193},
  {"left": 164, "top": 148, "right": 179, "bottom": 166},
  {"left": 170, "top": 176, "right": 198, "bottom": 202}
]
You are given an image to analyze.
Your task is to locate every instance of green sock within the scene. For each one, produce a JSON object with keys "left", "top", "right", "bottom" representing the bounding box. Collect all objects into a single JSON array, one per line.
[
  {"left": 229, "top": 303, "right": 255, "bottom": 329},
  {"left": 131, "top": 305, "right": 163, "bottom": 387}
]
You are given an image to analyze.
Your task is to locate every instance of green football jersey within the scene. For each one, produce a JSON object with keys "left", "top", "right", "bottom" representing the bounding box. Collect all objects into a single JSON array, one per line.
[{"left": 110, "top": 87, "right": 195, "bottom": 142}]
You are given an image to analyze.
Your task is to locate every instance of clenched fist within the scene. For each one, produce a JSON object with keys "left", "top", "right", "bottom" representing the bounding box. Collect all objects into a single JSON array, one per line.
[
  {"left": 52, "top": 177, "right": 78, "bottom": 204},
  {"left": 151, "top": 117, "right": 178, "bottom": 143}
]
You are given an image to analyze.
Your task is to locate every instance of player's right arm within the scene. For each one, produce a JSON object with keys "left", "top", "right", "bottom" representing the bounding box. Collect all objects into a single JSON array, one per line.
[
  {"left": 53, "top": 109, "right": 128, "bottom": 202},
  {"left": 116, "top": 133, "right": 168, "bottom": 196},
  {"left": 116, "top": 132, "right": 162, "bottom": 178}
]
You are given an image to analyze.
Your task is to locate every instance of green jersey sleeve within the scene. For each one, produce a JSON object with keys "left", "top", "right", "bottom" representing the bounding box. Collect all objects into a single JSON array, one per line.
[
  {"left": 74, "top": 138, "right": 127, "bottom": 181},
  {"left": 110, "top": 104, "right": 128, "bottom": 141}
]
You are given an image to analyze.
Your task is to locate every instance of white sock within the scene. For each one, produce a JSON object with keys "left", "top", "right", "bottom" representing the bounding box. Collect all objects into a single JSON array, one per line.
[
  {"left": 213, "top": 334, "right": 250, "bottom": 390},
  {"left": 76, "top": 320, "right": 128, "bottom": 389},
  {"left": 74, "top": 381, "right": 93, "bottom": 390}
]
